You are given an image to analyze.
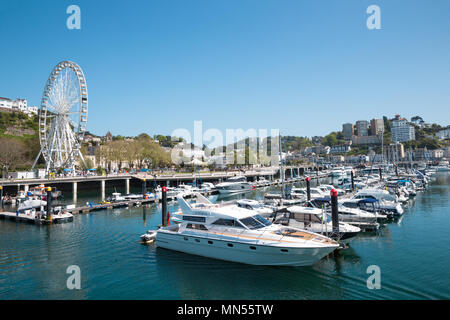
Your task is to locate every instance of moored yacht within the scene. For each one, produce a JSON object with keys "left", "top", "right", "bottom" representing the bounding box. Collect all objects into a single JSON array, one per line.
[
  {"left": 272, "top": 206, "right": 361, "bottom": 243},
  {"left": 352, "top": 189, "right": 403, "bottom": 216},
  {"left": 155, "top": 186, "right": 183, "bottom": 199},
  {"left": 151, "top": 193, "right": 339, "bottom": 266},
  {"left": 200, "top": 182, "right": 217, "bottom": 193},
  {"left": 215, "top": 176, "right": 253, "bottom": 195},
  {"left": 331, "top": 168, "right": 345, "bottom": 178},
  {"left": 236, "top": 199, "right": 274, "bottom": 216},
  {"left": 107, "top": 192, "right": 127, "bottom": 202},
  {"left": 17, "top": 197, "right": 47, "bottom": 212}
]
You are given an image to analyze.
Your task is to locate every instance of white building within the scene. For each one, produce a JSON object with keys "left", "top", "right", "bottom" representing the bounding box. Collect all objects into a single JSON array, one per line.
[
  {"left": 443, "top": 147, "right": 450, "bottom": 158},
  {"left": 0, "top": 97, "right": 14, "bottom": 109},
  {"left": 0, "top": 97, "right": 38, "bottom": 116},
  {"left": 330, "top": 145, "right": 351, "bottom": 154},
  {"left": 436, "top": 129, "right": 450, "bottom": 140},
  {"left": 391, "top": 115, "right": 415, "bottom": 142},
  {"left": 431, "top": 149, "right": 444, "bottom": 159}
]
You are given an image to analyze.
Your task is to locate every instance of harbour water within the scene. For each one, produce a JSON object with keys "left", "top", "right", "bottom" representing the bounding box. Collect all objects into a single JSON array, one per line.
[{"left": 1, "top": 173, "right": 449, "bottom": 299}]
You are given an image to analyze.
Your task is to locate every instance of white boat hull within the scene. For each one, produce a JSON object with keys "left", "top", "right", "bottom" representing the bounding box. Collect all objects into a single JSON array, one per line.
[
  {"left": 156, "top": 232, "right": 335, "bottom": 266},
  {"left": 216, "top": 185, "right": 253, "bottom": 195}
]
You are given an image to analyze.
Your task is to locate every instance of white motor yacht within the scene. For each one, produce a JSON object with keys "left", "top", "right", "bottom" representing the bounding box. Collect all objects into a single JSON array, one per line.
[
  {"left": 352, "top": 189, "right": 403, "bottom": 216},
  {"left": 124, "top": 194, "right": 143, "bottom": 200},
  {"left": 236, "top": 199, "right": 274, "bottom": 216},
  {"left": 155, "top": 186, "right": 184, "bottom": 199},
  {"left": 273, "top": 206, "right": 361, "bottom": 243},
  {"left": 307, "top": 198, "right": 384, "bottom": 229},
  {"left": 436, "top": 161, "right": 450, "bottom": 172},
  {"left": 331, "top": 169, "right": 345, "bottom": 178},
  {"left": 17, "top": 197, "right": 47, "bottom": 212},
  {"left": 108, "top": 192, "right": 127, "bottom": 202},
  {"left": 256, "top": 177, "right": 271, "bottom": 187},
  {"left": 215, "top": 176, "right": 253, "bottom": 195},
  {"left": 336, "top": 201, "right": 387, "bottom": 221},
  {"left": 151, "top": 193, "right": 339, "bottom": 266},
  {"left": 317, "top": 185, "right": 345, "bottom": 196},
  {"left": 200, "top": 182, "right": 216, "bottom": 193},
  {"left": 291, "top": 187, "right": 326, "bottom": 199}
]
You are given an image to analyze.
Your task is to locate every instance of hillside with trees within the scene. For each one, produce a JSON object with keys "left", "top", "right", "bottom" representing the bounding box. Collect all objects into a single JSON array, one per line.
[{"left": 0, "top": 111, "right": 41, "bottom": 172}]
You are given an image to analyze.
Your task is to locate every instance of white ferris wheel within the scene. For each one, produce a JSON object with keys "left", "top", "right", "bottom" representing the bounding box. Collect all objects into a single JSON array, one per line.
[{"left": 32, "top": 61, "right": 88, "bottom": 172}]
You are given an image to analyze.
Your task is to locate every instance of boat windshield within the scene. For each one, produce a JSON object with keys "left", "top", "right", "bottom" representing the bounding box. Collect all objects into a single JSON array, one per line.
[{"left": 239, "top": 215, "right": 272, "bottom": 229}]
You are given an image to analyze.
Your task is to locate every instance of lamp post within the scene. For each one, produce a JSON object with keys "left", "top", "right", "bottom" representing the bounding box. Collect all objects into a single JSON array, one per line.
[{"left": 2, "top": 165, "right": 7, "bottom": 182}]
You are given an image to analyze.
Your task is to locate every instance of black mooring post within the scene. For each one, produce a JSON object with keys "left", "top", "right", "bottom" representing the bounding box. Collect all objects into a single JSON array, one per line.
[
  {"left": 379, "top": 167, "right": 382, "bottom": 181},
  {"left": 306, "top": 176, "right": 311, "bottom": 201},
  {"left": 46, "top": 187, "right": 53, "bottom": 221},
  {"left": 142, "top": 206, "right": 147, "bottom": 226},
  {"left": 0, "top": 186, "right": 3, "bottom": 211},
  {"left": 330, "top": 189, "right": 339, "bottom": 236},
  {"left": 161, "top": 186, "right": 167, "bottom": 226},
  {"left": 395, "top": 165, "right": 398, "bottom": 177},
  {"left": 142, "top": 178, "right": 147, "bottom": 197},
  {"left": 351, "top": 170, "right": 355, "bottom": 191}
]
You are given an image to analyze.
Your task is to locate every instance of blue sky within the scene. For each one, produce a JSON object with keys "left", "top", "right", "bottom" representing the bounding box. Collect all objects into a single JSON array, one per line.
[{"left": 1, "top": 0, "right": 449, "bottom": 141}]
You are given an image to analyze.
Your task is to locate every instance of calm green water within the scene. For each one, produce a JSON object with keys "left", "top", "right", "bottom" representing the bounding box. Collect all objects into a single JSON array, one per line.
[{"left": 1, "top": 174, "right": 449, "bottom": 300}]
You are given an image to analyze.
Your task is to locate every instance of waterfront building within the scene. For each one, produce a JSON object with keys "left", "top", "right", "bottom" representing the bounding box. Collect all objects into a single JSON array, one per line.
[
  {"left": 329, "top": 145, "right": 351, "bottom": 154},
  {"left": 330, "top": 155, "right": 345, "bottom": 164},
  {"left": 370, "top": 118, "right": 384, "bottom": 135},
  {"left": 391, "top": 114, "right": 415, "bottom": 142},
  {"left": 83, "top": 134, "right": 102, "bottom": 143},
  {"left": 413, "top": 148, "right": 432, "bottom": 161},
  {"left": 305, "top": 145, "right": 329, "bottom": 155},
  {"left": 443, "top": 147, "right": 450, "bottom": 158},
  {"left": 383, "top": 143, "right": 405, "bottom": 162},
  {"left": 342, "top": 123, "right": 354, "bottom": 140},
  {"left": 344, "top": 155, "right": 369, "bottom": 164},
  {"left": 436, "top": 129, "right": 450, "bottom": 140},
  {"left": 355, "top": 120, "right": 369, "bottom": 136},
  {"left": 431, "top": 149, "right": 444, "bottom": 159},
  {"left": 351, "top": 135, "right": 381, "bottom": 145}
]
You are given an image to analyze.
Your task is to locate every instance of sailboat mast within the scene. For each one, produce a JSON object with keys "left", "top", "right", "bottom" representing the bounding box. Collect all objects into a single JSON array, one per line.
[{"left": 279, "top": 135, "right": 285, "bottom": 198}]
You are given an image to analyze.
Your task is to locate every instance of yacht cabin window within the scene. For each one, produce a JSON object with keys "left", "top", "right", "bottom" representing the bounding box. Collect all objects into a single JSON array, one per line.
[
  {"left": 239, "top": 215, "right": 272, "bottom": 230},
  {"left": 212, "top": 219, "right": 243, "bottom": 228},
  {"left": 355, "top": 195, "right": 377, "bottom": 200},
  {"left": 186, "top": 223, "right": 208, "bottom": 231},
  {"left": 291, "top": 213, "right": 323, "bottom": 223},
  {"left": 342, "top": 202, "right": 358, "bottom": 208}
]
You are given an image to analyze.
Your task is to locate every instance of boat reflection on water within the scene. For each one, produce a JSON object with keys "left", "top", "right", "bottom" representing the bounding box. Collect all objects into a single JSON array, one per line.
[{"left": 151, "top": 245, "right": 350, "bottom": 299}]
